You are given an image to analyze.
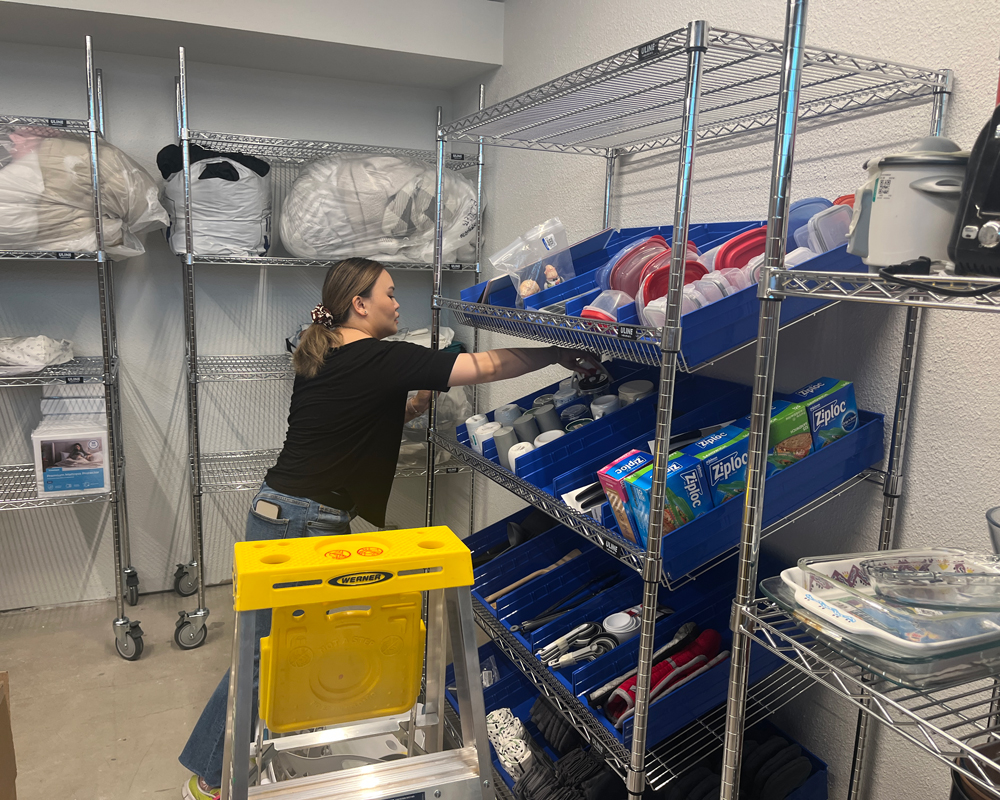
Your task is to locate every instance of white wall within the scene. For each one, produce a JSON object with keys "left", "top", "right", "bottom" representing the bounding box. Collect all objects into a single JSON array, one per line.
[
  {"left": 456, "top": 1, "right": 1000, "bottom": 798},
  {"left": 0, "top": 39, "right": 475, "bottom": 611}
]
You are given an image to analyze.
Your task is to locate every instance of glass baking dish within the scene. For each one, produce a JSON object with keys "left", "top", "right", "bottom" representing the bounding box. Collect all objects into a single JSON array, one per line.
[{"left": 861, "top": 550, "right": 1000, "bottom": 611}]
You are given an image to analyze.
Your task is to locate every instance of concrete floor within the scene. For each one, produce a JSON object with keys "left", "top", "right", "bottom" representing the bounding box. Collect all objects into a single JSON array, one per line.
[{"left": 1, "top": 585, "right": 235, "bottom": 800}]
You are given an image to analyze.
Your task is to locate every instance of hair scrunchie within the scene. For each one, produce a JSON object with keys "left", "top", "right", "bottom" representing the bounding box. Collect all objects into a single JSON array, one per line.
[{"left": 311, "top": 304, "right": 336, "bottom": 329}]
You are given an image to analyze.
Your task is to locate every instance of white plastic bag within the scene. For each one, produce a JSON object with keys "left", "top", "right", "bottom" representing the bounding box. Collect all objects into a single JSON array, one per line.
[
  {"left": 279, "top": 154, "right": 478, "bottom": 263},
  {"left": 160, "top": 146, "right": 271, "bottom": 257},
  {"left": 384, "top": 327, "right": 455, "bottom": 349},
  {"left": 0, "top": 335, "right": 73, "bottom": 367},
  {"left": 489, "top": 218, "right": 573, "bottom": 307},
  {"left": 0, "top": 127, "right": 168, "bottom": 257}
]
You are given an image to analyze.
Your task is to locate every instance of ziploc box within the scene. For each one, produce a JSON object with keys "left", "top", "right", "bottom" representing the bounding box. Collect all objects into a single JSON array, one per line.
[
  {"left": 782, "top": 377, "right": 858, "bottom": 451},
  {"left": 624, "top": 454, "right": 713, "bottom": 549},
  {"left": 733, "top": 399, "right": 813, "bottom": 474},
  {"left": 598, "top": 450, "right": 654, "bottom": 546},
  {"left": 678, "top": 425, "right": 750, "bottom": 506}
]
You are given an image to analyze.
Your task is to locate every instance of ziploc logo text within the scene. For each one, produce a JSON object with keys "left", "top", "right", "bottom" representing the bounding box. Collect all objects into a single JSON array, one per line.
[
  {"left": 710, "top": 451, "right": 748, "bottom": 484},
  {"left": 610, "top": 455, "right": 648, "bottom": 478},
  {"left": 814, "top": 399, "right": 846, "bottom": 429},
  {"left": 681, "top": 471, "right": 704, "bottom": 508},
  {"left": 795, "top": 380, "right": 827, "bottom": 398}
]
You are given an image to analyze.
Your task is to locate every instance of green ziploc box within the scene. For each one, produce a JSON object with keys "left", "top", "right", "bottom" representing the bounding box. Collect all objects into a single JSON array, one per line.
[
  {"left": 782, "top": 377, "right": 858, "bottom": 451},
  {"left": 734, "top": 399, "right": 813, "bottom": 474},
  {"left": 676, "top": 425, "right": 750, "bottom": 505}
]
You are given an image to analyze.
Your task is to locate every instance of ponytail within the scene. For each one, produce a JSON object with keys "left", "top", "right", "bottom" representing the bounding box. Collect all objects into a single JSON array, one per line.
[{"left": 293, "top": 257, "right": 385, "bottom": 379}]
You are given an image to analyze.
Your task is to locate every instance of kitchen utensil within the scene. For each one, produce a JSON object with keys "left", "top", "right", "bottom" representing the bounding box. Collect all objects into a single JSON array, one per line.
[
  {"left": 484, "top": 548, "right": 582, "bottom": 604},
  {"left": 493, "top": 426, "right": 518, "bottom": 470},
  {"left": 533, "top": 403, "right": 562, "bottom": 433},
  {"left": 552, "top": 385, "right": 579, "bottom": 411},
  {"left": 533, "top": 429, "right": 565, "bottom": 448},
  {"left": 495, "top": 403, "right": 523, "bottom": 426},
  {"left": 532, "top": 394, "right": 554, "bottom": 408},
  {"left": 565, "top": 418, "right": 593, "bottom": 432},
  {"left": 512, "top": 413, "right": 541, "bottom": 443},
  {"left": 559, "top": 404, "right": 590, "bottom": 426},
  {"left": 471, "top": 421, "right": 502, "bottom": 455},
  {"left": 618, "top": 380, "right": 654, "bottom": 405},
  {"left": 591, "top": 394, "right": 620, "bottom": 419},
  {"left": 507, "top": 442, "right": 536, "bottom": 473},
  {"left": 951, "top": 104, "right": 1000, "bottom": 276},
  {"left": 863, "top": 551, "right": 1000, "bottom": 610}
]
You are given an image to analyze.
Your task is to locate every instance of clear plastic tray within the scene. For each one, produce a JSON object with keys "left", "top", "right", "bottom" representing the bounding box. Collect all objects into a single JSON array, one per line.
[
  {"left": 760, "top": 573, "right": 1000, "bottom": 689},
  {"left": 863, "top": 550, "right": 1000, "bottom": 611}
]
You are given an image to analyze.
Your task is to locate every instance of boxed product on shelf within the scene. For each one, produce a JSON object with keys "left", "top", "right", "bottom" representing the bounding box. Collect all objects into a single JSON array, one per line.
[
  {"left": 624, "top": 453, "right": 713, "bottom": 548},
  {"left": 676, "top": 424, "right": 751, "bottom": 505},
  {"left": 780, "top": 377, "right": 858, "bottom": 451},
  {"left": 30, "top": 414, "right": 110, "bottom": 497},
  {"left": 733, "top": 399, "right": 814, "bottom": 474},
  {"left": 550, "top": 410, "right": 884, "bottom": 582},
  {"left": 597, "top": 450, "right": 653, "bottom": 546}
]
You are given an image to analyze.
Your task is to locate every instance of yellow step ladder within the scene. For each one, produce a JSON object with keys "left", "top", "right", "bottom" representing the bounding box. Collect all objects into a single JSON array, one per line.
[{"left": 222, "top": 526, "right": 493, "bottom": 800}]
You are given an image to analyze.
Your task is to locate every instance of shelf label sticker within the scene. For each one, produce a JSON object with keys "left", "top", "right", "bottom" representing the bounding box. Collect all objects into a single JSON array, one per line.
[
  {"left": 637, "top": 39, "right": 659, "bottom": 62},
  {"left": 64, "top": 377, "right": 84, "bottom": 384},
  {"left": 617, "top": 325, "right": 639, "bottom": 340},
  {"left": 602, "top": 539, "right": 623, "bottom": 558},
  {"left": 56, "top": 252, "right": 74, "bottom": 259},
  {"left": 450, "top": 153, "right": 465, "bottom": 160},
  {"left": 47, "top": 119, "right": 68, "bottom": 127},
  {"left": 445, "top": 466, "right": 460, "bottom": 473}
]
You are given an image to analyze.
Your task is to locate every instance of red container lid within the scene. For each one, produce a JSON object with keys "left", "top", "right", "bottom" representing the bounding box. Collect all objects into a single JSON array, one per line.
[
  {"left": 833, "top": 194, "right": 855, "bottom": 207},
  {"left": 636, "top": 260, "right": 707, "bottom": 311},
  {"left": 715, "top": 227, "right": 767, "bottom": 271},
  {"left": 580, "top": 307, "right": 617, "bottom": 322},
  {"left": 610, "top": 236, "right": 668, "bottom": 297}
]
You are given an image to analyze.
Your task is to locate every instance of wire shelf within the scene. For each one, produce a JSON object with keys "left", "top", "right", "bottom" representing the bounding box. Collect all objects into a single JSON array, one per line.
[
  {"left": 442, "top": 699, "right": 517, "bottom": 800},
  {"left": 472, "top": 596, "right": 815, "bottom": 782},
  {"left": 743, "top": 599, "right": 1000, "bottom": 798},
  {"left": 440, "top": 27, "right": 949, "bottom": 156},
  {"left": 199, "top": 448, "right": 470, "bottom": 492},
  {"left": 0, "top": 250, "right": 99, "bottom": 261},
  {"left": 0, "top": 356, "right": 115, "bottom": 387},
  {"left": 188, "top": 129, "right": 480, "bottom": 169},
  {"left": 196, "top": 355, "right": 293, "bottom": 382},
  {"left": 434, "top": 297, "right": 664, "bottom": 366},
  {"left": 191, "top": 255, "right": 477, "bottom": 271},
  {"left": 0, "top": 115, "right": 90, "bottom": 135},
  {"left": 771, "top": 268, "right": 1000, "bottom": 313},
  {"left": 0, "top": 463, "right": 113, "bottom": 510},
  {"left": 430, "top": 432, "right": 878, "bottom": 586}
]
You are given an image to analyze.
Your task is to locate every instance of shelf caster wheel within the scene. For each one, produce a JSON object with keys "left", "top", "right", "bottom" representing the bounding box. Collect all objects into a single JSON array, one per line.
[
  {"left": 173, "top": 563, "right": 198, "bottom": 597},
  {"left": 175, "top": 615, "right": 207, "bottom": 650},
  {"left": 115, "top": 621, "right": 144, "bottom": 661},
  {"left": 125, "top": 571, "right": 140, "bottom": 606}
]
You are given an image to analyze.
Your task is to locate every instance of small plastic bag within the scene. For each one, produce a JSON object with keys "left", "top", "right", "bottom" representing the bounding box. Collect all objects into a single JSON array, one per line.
[
  {"left": 489, "top": 218, "right": 573, "bottom": 307},
  {"left": 0, "top": 335, "right": 73, "bottom": 367}
]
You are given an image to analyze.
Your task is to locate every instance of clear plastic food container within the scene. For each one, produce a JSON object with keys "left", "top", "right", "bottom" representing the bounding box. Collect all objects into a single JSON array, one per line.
[{"left": 581, "top": 289, "right": 634, "bottom": 322}]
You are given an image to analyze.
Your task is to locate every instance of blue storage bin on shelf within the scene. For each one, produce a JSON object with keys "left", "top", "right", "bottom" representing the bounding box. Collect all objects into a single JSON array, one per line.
[
  {"left": 458, "top": 222, "right": 867, "bottom": 371},
  {"left": 749, "top": 721, "right": 829, "bottom": 800},
  {"left": 473, "top": 525, "right": 591, "bottom": 613},
  {"left": 550, "top": 409, "right": 884, "bottom": 582},
  {"left": 465, "top": 372, "right": 750, "bottom": 494}
]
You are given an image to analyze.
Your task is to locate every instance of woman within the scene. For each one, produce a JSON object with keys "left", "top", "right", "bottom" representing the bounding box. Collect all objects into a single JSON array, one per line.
[{"left": 180, "top": 257, "right": 585, "bottom": 800}]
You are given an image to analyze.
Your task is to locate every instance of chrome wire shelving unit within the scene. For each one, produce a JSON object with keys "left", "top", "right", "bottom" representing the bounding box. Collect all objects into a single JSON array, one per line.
[
  {"left": 0, "top": 38, "right": 142, "bottom": 661},
  {"left": 425, "top": 9, "right": 951, "bottom": 799},
  {"left": 170, "top": 47, "right": 486, "bottom": 650},
  {"left": 717, "top": 4, "right": 963, "bottom": 800}
]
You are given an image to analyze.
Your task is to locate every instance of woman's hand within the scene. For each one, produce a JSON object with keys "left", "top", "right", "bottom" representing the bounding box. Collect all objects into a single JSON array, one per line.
[
  {"left": 553, "top": 348, "right": 597, "bottom": 373},
  {"left": 405, "top": 390, "right": 433, "bottom": 422}
]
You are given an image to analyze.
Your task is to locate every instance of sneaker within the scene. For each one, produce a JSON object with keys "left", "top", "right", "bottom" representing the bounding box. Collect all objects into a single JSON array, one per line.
[{"left": 182, "top": 775, "right": 220, "bottom": 800}]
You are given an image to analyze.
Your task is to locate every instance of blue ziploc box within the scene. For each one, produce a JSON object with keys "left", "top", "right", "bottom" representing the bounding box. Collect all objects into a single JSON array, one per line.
[
  {"left": 624, "top": 454, "right": 713, "bottom": 548},
  {"left": 782, "top": 378, "right": 858, "bottom": 451},
  {"left": 678, "top": 425, "right": 750, "bottom": 505}
]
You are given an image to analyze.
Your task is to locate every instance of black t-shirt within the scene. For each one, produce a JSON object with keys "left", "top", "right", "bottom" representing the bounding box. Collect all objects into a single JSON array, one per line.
[{"left": 265, "top": 339, "right": 459, "bottom": 526}]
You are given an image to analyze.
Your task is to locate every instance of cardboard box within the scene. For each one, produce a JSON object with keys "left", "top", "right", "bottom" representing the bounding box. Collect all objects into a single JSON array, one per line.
[
  {"left": 0, "top": 672, "right": 15, "bottom": 800},
  {"left": 679, "top": 425, "right": 750, "bottom": 505},
  {"left": 598, "top": 450, "right": 653, "bottom": 546},
  {"left": 624, "top": 454, "right": 713, "bottom": 548},
  {"left": 734, "top": 399, "right": 813, "bottom": 473},
  {"left": 782, "top": 377, "right": 859, "bottom": 451}
]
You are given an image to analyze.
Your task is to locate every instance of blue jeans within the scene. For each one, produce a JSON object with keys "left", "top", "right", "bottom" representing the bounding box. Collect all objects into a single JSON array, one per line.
[{"left": 178, "top": 483, "right": 353, "bottom": 786}]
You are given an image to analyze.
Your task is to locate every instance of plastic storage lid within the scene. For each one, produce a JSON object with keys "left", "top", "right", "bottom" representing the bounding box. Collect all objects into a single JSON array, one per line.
[
  {"left": 609, "top": 236, "right": 669, "bottom": 297},
  {"left": 715, "top": 226, "right": 768, "bottom": 271},
  {"left": 805, "top": 204, "right": 852, "bottom": 253},
  {"left": 833, "top": 194, "right": 855, "bottom": 207},
  {"left": 787, "top": 197, "right": 832, "bottom": 251},
  {"left": 581, "top": 289, "right": 634, "bottom": 321}
]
